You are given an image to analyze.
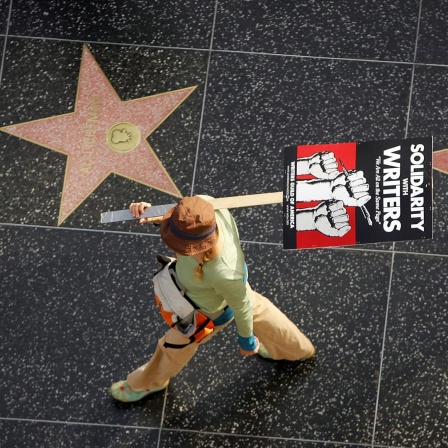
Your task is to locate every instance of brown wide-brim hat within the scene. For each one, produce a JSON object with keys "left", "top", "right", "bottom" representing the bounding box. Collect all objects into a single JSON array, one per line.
[{"left": 160, "top": 196, "right": 219, "bottom": 256}]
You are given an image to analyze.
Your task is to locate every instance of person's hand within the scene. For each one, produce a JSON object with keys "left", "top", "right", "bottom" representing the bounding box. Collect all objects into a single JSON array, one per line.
[
  {"left": 129, "top": 202, "right": 163, "bottom": 225},
  {"left": 330, "top": 171, "right": 371, "bottom": 207},
  {"left": 240, "top": 336, "right": 260, "bottom": 357}
]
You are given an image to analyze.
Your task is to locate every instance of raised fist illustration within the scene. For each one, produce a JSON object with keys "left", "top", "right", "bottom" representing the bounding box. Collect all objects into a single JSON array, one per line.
[
  {"left": 308, "top": 151, "right": 339, "bottom": 179},
  {"left": 330, "top": 170, "right": 370, "bottom": 207},
  {"left": 314, "top": 200, "right": 351, "bottom": 237},
  {"left": 296, "top": 151, "right": 339, "bottom": 179},
  {"left": 296, "top": 200, "right": 350, "bottom": 237}
]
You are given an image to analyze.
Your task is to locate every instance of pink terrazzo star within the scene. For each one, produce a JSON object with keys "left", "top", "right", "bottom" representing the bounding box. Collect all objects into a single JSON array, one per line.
[
  {"left": 434, "top": 149, "right": 448, "bottom": 175},
  {"left": 0, "top": 45, "right": 196, "bottom": 225}
]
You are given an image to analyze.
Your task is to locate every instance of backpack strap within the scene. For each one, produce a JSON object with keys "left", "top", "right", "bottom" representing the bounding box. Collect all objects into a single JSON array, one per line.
[
  {"left": 156, "top": 253, "right": 172, "bottom": 267},
  {"left": 163, "top": 313, "right": 214, "bottom": 349},
  {"left": 169, "top": 268, "right": 200, "bottom": 311},
  {"left": 163, "top": 341, "right": 194, "bottom": 349},
  {"left": 157, "top": 254, "right": 201, "bottom": 311},
  {"left": 163, "top": 333, "right": 196, "bottom": 349}
]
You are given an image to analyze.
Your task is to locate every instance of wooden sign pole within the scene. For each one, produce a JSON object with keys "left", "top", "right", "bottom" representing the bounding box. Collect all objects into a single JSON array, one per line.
[
  {"left": 207, "top": 192, "right": 282, "bottom": 211},
  {"left": 100, "top": 192, "right": 283, "bottom": 223}
]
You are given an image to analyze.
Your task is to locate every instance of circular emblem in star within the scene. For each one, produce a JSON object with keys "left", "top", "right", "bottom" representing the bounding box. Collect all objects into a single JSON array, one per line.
[{"left": 107, "top": 122, "right": 141, "bottom": 153}]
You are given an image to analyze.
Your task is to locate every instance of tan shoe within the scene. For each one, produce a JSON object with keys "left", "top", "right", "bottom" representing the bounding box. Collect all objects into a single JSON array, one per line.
[
  {"left": 110, "top": 380, "right": 169, "bottom": 402},
  {"left": 301, "top": 345, "right": 316, "bottom": 360},
  {"left": 257, "top": 342, "right": 272, "bottom": 359}
]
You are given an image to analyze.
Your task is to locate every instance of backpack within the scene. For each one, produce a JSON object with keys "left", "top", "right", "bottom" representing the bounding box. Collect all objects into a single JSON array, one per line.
[{"left": 152, "top": 254, "right": 214, "bottom": 346}]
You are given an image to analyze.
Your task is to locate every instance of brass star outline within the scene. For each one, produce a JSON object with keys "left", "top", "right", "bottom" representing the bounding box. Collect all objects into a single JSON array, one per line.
[{"left": 1, "top": 45, "right": 197, "bottom": 225}]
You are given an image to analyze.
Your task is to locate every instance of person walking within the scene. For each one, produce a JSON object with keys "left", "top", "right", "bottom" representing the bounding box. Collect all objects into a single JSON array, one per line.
[{"left": 110, "top": 195, "right": 315, "bottom": 402}]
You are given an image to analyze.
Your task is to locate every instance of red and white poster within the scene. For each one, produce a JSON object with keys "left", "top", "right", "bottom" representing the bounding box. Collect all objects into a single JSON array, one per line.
[{"left": 283, "top": 137, "right": 433, "bottom": 249}]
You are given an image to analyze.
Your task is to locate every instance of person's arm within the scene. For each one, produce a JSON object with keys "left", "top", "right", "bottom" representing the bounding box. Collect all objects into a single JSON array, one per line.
[{"left": 213, "top": 275, "right": 259, "bottom": 356}]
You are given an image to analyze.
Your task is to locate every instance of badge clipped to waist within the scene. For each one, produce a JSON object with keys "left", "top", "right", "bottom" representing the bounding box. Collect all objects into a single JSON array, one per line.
[{"left": 152, "top": 254, "right": 214, "bottom": 345}]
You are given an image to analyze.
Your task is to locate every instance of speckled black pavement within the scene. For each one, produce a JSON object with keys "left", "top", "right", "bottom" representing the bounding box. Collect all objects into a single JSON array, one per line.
[{"left": 1, "top": 1, "right": 447, "bottom": 447}]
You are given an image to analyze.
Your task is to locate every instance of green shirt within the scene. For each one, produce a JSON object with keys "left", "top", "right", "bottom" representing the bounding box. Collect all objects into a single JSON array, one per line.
[{"left": 175, "top": 208, "right": 254, "bottom": 338}]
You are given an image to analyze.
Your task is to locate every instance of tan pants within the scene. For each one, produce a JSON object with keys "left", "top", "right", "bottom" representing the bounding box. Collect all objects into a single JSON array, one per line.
[{"left": 127, "top": 287, "right": 314, "bottom": 391}]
